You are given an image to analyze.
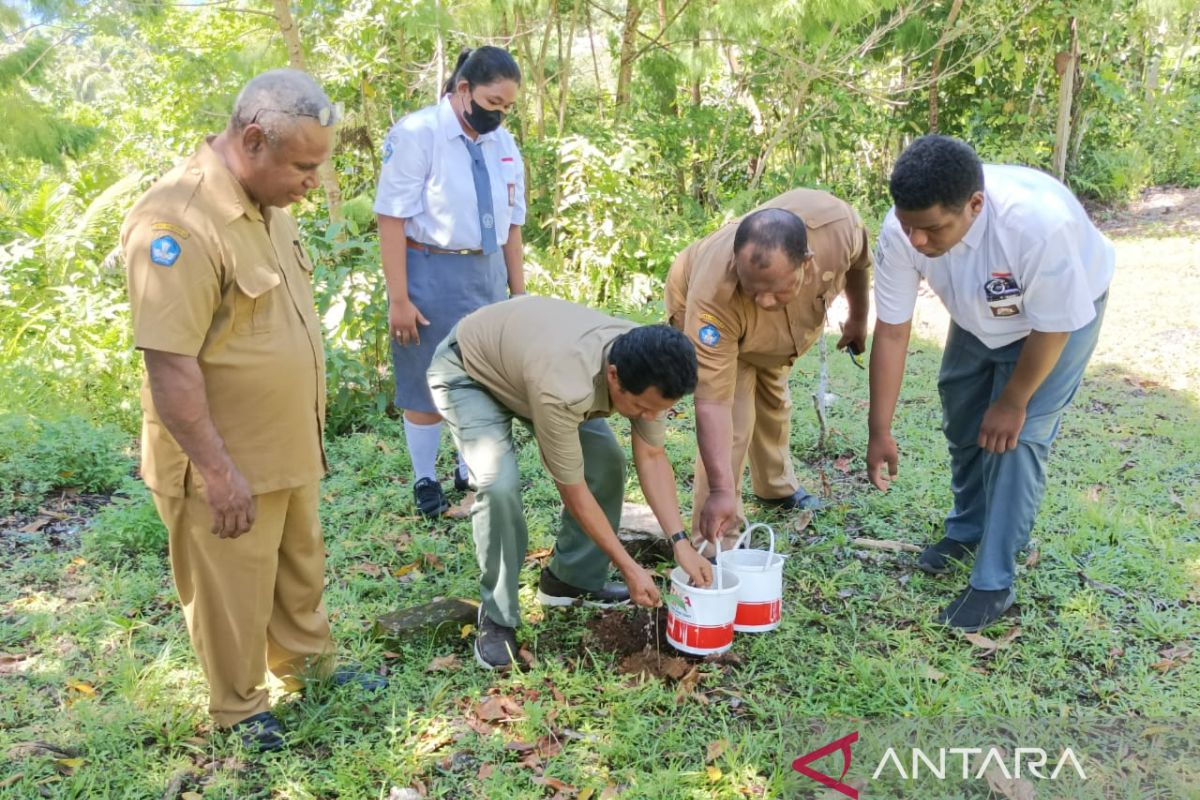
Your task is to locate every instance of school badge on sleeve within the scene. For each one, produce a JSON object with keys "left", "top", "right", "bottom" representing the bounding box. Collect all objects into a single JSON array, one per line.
[
  {"left": 698, "top": 323, "right": 721, "bottom": 347},
  {"left": 149, "top": 235, "right": 181, "bottom": 267}
]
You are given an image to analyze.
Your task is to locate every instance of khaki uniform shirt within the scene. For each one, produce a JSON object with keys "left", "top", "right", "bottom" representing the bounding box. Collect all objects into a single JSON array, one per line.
[
  {"left": 122, "top": 140, "right": 327, "bottom": 498},
  {"left": 455, "top": 296, "right": 666, "bottom": 485},
  {"left": 666, "top": 188, "right": 871, "bottom": 405}
]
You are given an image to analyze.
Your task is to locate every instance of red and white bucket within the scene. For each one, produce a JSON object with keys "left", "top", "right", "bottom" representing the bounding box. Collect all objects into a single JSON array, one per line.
[
  {"left": 717, "top": 523, "right": 785, "bottom": 633},
  {"left": 665, "top": 543, "right": 741, "bottom": 656}
]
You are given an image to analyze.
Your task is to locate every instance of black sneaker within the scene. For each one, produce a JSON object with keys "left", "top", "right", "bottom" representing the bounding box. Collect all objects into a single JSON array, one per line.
[
  {"left": 453, "top": 468, "right": 473, "bottom": 493},
  {"left": 230, "top": 711, "right": 286, "bottom": 752},
  {"left": 535, "top": 566, "right": 630, "bottom": 608},
  {"left": 474, "top": 607, "right": 517, "bottom": 670},
  {"left": 413, "top": 477, "right": 450, "bottom": 518},
  {"left": 936, "top": 585, "right": 1016, "bottom": 632},
  {"left": 917, "top": 537, "right": 978, "bottom": 575},
  {"left": 329, "top": 666, "right": 387, "bottom": 692},
  {"left": 754, "top": 486, "right": 823, "bottom": 511}
]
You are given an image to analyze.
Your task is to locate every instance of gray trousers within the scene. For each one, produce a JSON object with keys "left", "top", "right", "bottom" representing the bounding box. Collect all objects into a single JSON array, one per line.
[
  {"left": 939, "top": 292, "right": 1108, "bottom": 590},
  {"left": 427, "top": 333, "right": 624, "bottom": 627}
]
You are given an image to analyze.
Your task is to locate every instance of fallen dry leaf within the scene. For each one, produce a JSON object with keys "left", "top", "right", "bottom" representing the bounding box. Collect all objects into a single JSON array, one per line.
[
  {"left": 964, "top": 626, "right": 1021, "bottom": 657},
  {"left": 533, "top": 776, "right": 576, "bottom": 793},
  {"left": 475, "top": 695, "right": 524, "bottom": 723},
  {"left": 65, "top": 679, "right": 96, "bottom": 697},
  {"left": 524, "top": 546, "right": 554, "bottom": 564},
  {"left": 445, "top": 491, "right": 476, "bottom": 520},
  {"left": 20, "top": 517, "right": 51, "bottom": 533},
  {"left": 420, "top": 552, "right": 445, "bottom": 571},
  {"left": 427, "top": 654, "right": 459, "bottom": 672},
  {"left": 0, "top": 653, "right": 31, "bottom": 675},
  {"left": 705, "top": 738, "right": 729, "bottom": 763},
  {"left": 983, "top": 748, "right": 1036, "bottom": 800},
  {"left": 394, "top": 562, "right": 420, "bottom": 579},
  {"left": 518, "top": 646, "right": 538, "bottom": 668},
  {"left": 706, "top": 765, "right": 722, "bottom": 781},
  {"left": 599, "top": 786, "right": 621, "bottom": 800},
  {"left": 477, "top": 763, "right": 494, "bottom": 779},
  {"left": 413, "top": 732, "right": 453, "bottom": 756},
  {"left": 792, "top": 510, "right": 815, "bottom": 534},
  {"left": 1024, "top": 548, "right": 1040, "bottom": 569},
  {"left": 352, "top": 562, "right": 382, "bottom": 577},
  {"left": 1151, "top": 645, "right": 1193, "bottom": 673},
  {"left": 460, "top": 623, "right": 475, "bottom": 639}
]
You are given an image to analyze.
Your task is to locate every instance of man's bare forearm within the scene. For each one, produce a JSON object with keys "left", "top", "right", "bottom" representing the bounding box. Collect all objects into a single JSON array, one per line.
[{"left": 143, "top": 349, "right": 237, "bottom": 478}]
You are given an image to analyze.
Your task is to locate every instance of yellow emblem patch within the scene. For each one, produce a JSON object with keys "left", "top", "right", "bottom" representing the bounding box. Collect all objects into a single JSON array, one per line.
[
  {"left": 698, "top": 313, "right": 729, "bottom": 334},
  {"left": 150, "top": 222, "right": 190, "bottom": 239}
]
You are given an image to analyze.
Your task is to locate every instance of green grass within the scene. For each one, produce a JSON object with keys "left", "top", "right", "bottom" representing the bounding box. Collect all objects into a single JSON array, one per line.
[{"left": 0, "top": 234, "right": 1197, "bottom": 798}]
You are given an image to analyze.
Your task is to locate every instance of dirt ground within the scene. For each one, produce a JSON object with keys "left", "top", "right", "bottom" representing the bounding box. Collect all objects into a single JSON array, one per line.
[{"left": 1089, "top": 186, "right": 1200, "bottom": 237}]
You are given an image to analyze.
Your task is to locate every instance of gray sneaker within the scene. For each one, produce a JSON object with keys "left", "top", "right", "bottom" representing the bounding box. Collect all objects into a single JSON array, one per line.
[
  {"left": 535, "top": 566, "right": 630, "bottom": 608},
  {"left": 473, "top": 607, "right": 517, "bottom": 670}
]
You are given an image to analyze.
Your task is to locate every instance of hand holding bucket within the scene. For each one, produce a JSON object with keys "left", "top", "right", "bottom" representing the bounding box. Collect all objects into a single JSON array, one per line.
[{"left": 665, "top": 541, "right": 741, "bottom": 656}]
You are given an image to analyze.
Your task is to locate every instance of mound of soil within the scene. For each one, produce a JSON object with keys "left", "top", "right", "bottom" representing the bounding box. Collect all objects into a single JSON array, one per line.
[{"left": 584, "top": 607, "right": 698, "bottom": 680}]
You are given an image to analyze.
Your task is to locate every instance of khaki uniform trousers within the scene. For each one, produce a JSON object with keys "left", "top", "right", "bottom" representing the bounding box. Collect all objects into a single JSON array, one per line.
[
  {"left": 692, "top": 358, "right": 799, "bottom": 546},
  {"left": 151, "top": 474, "right": 332, "bottom": 728}
]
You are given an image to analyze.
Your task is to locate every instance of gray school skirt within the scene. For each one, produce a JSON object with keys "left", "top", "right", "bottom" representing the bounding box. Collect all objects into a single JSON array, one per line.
[{"left": 390, "top": 245, "right": 507, "bottom": 413}]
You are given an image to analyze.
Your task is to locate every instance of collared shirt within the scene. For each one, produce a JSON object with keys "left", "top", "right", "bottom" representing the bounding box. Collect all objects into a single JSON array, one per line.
[
  {"left": 665, "top": 188, "right": 872, "bottom": 405},
  {"left": 373, "top": 96, "right": 526, "bottom": 249},
  {"left": 874, "top": 164, "right": 1115, "bottom": 348},
  {"left": 454, "top": 296, "right": 666, "bottom": 485},
  {"left": 121, "top": 139, "right": 327, "bottom": 498}
]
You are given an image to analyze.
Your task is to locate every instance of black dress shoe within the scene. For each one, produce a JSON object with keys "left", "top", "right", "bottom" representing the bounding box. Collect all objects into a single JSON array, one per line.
[
  {"left": 413, "top": 477, "right": 450, "bottom": 517},
  {"left": 230, "top": 711, "right": 286, "bottom": 752},
  {"left": 535, "top": 567, "right": 630, "bottom": 608},
  {"left": 917, "top": 537, "right": 978, "bottom": 575},
  {"left": 755, "top": 487, "right": 823, "bottom": 511},
  {"left": 474, "top": 606, "right": 517, "bottom": 670},
  {"left": 936, "top": 585, "right": 1016, "bottom": 632}
]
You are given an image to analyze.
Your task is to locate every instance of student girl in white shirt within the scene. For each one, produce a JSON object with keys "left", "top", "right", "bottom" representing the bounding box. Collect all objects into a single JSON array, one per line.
[{"left": 374, "top": 46, "right": 527, "bottom": 517}]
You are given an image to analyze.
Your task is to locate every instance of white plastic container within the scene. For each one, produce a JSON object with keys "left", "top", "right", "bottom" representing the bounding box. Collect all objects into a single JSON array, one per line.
[
  {"left": 665, "top": 543, "right": 741, "bottom": 655},
  {"left": 717, "top": 522, "right": 785, "bottom": 632}
]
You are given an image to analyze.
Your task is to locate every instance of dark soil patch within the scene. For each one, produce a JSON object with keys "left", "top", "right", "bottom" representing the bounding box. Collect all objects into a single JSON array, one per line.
[
  {"left": 585, "top": 606, "right": 671, "bottom": 658},
  {"left": 0, "top": 491, "right": 114, "bottom": 560}
]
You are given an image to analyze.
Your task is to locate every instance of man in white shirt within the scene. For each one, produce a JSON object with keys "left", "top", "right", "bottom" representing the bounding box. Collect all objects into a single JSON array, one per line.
[{"left": 867, "top": 135, "right": 1113, "bottom": 631}]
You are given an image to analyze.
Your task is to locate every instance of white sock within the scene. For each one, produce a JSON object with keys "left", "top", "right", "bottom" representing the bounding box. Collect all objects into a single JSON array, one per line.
[
  {"left": 404, "top": 419, "right": 442, "bottom": 483},
  {"left": 456, "top": 452, "right": 469, "bottom": 481}
]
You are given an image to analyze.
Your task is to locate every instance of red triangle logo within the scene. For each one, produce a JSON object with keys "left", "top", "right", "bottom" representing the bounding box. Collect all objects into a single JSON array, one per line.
[{"left": 791, "top": 731, "right": 860, "bottom": 799}]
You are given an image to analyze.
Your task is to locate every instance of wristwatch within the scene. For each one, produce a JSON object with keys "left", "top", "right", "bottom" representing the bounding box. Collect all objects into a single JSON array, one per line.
[{"left": 669, "top": 530, "right": 689, "bottom": 546}]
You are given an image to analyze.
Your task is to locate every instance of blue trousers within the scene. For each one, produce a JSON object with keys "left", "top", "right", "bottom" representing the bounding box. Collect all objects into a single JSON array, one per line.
[{"left": 939, "top": 293, "right": 1107, "bottom": 591}]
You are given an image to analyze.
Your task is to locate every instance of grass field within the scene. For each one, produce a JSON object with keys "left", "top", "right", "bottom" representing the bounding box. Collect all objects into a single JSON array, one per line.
[{"left": 1, "top": 228, "right": 1197, "bottom": 798}]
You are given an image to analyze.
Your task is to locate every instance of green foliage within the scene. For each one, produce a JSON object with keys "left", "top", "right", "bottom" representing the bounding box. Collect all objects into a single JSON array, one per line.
[
  {"left": 0, "top": 414, "right": 133, "bottom": 514},
  {"left": 82, "top": 479, "right": 167, "bottom": 563}
]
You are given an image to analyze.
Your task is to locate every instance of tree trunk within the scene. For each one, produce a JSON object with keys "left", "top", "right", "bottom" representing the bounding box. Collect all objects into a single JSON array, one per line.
[
  {"left": 270, "top": 0, "right": 343, "bottom": 222},
  {"left": 928, "top": 0, "right": 964, "bottom": 133},
  {"left": 1052, "top": 17, "right": 1079, "bottom": 181},
  {"left": 585, "top": 1, "right": 606, "bottom": 120},
  {"left": 615, "top": 0, "right": 643, "bottom": 115}
]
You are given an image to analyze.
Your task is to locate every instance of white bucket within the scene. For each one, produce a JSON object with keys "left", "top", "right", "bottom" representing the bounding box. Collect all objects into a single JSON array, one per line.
[
  {"left": 665, "top": 542, "right": 741, "bottom": 656},
  {"left": 717, "top": 522, "right": 785, "bottom": 633}
]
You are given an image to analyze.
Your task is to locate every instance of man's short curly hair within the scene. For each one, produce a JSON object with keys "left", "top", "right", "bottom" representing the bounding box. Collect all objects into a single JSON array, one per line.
[
  {"left": 608, "top": 325, "right": 697, "bottom": 400},
  {"left": 889, "top": 135, "right": 984, "bottom": 212}
]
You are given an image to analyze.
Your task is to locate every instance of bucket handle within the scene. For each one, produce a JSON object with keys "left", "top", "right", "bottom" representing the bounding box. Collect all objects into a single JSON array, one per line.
[
  {"left": 695, "top": 539, "right": 723, "bottom": 590},
  {"left": 730, "top": 522, "right": 777, "bottom": 572}
]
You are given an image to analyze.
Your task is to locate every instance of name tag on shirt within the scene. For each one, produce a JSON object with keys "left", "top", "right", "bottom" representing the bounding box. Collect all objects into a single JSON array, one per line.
[{"left": 501, "top": 156, "right": 516, "bottom": 207}]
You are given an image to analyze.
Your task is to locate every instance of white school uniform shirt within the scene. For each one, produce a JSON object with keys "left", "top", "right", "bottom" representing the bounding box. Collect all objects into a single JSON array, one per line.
[
  {"left": 373, "top": 96, "right": 526, "bottom": 250},
  {"left": 874, "top": 164, "right": 1115, "bottom": 349}
]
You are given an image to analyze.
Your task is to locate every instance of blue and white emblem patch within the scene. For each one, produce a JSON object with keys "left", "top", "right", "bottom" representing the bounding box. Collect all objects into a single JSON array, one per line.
[
  {"left": 150, "top": 235, "right": 181, "bottom": 267},
  {"left": 382, "top": 139, "right": 394, "bottom": 164},
  {"left": 698, "top": 323, "right": 720, "bottom": 347}
]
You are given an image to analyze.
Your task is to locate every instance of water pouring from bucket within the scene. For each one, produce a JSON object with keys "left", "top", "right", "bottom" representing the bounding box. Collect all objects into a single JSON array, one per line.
[
  {"left": 665, "top": 541, "right": 741, "bottom": 656},
  {"left": 716, "top": 522, "right": 785, "bottom": 633}
]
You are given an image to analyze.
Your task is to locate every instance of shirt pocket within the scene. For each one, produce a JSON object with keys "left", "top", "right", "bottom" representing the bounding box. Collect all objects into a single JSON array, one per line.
[
  {"left": 292, "top": 239, "right": 315, "bottom": 274},
  {"left": 233, "top": 263, "right": 283, "bottom": 336}
]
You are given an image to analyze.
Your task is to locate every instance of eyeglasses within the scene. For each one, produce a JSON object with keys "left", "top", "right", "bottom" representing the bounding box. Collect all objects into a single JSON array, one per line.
[{"left": 249, "top": 101, "right": 343, "bottom": 128}]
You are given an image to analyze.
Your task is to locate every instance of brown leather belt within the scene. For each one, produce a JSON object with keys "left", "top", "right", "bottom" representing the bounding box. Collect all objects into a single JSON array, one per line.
[{"left": 406, "top": 236, "right": 482, "bottom": 256}]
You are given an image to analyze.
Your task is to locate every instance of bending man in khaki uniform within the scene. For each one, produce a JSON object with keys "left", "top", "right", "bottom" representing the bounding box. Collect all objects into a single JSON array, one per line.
[
  {"left": 428, "top": 296, "right": 713, "bottom": 670},
  {"left": 122, "top": 70, "right": 381, "bottom": 752},
  {"left": 667, "top": 190, "right": 872, "bottom": 543}
]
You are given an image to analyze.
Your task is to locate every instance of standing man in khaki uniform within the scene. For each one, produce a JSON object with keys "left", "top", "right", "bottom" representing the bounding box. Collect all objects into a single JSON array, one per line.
[
  {"left": 667, "top": 189, "right": 872, "bottom": 544},
  {"left": 427, "top": 296, "right": 713, "bottom": 670},
  {"left": 122, "top": 69, "right": 381, "bottom": 752}
]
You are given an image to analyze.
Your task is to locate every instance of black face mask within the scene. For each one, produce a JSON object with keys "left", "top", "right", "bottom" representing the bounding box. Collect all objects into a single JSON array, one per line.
[{"left": 462, "top": 93, "right": 504, "bottom": 135}]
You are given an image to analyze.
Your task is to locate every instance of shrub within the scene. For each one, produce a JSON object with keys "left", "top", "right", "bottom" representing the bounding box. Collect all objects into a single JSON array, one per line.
[{"left": 82, "top": 479, "right": 167, "bottom": 563}]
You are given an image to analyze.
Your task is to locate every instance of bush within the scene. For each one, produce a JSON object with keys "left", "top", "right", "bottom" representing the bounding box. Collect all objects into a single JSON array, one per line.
[
  {"left": 82, "top": 479, "right": 167, "bottom": 563},
  {"left": 0, "top": 414, "right": 134, "bottom": 514}
]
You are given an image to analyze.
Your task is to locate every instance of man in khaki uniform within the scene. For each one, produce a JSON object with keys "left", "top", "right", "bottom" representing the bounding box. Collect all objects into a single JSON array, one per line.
[
  {"left": 667, "top": 189, "right": 872, "bottom": 544},
  {"left": 122, "top": 70, "right": 380, "bottom": 752},
  {"left": 427, "top": 296, "right": 713, "bottom": 670}
]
